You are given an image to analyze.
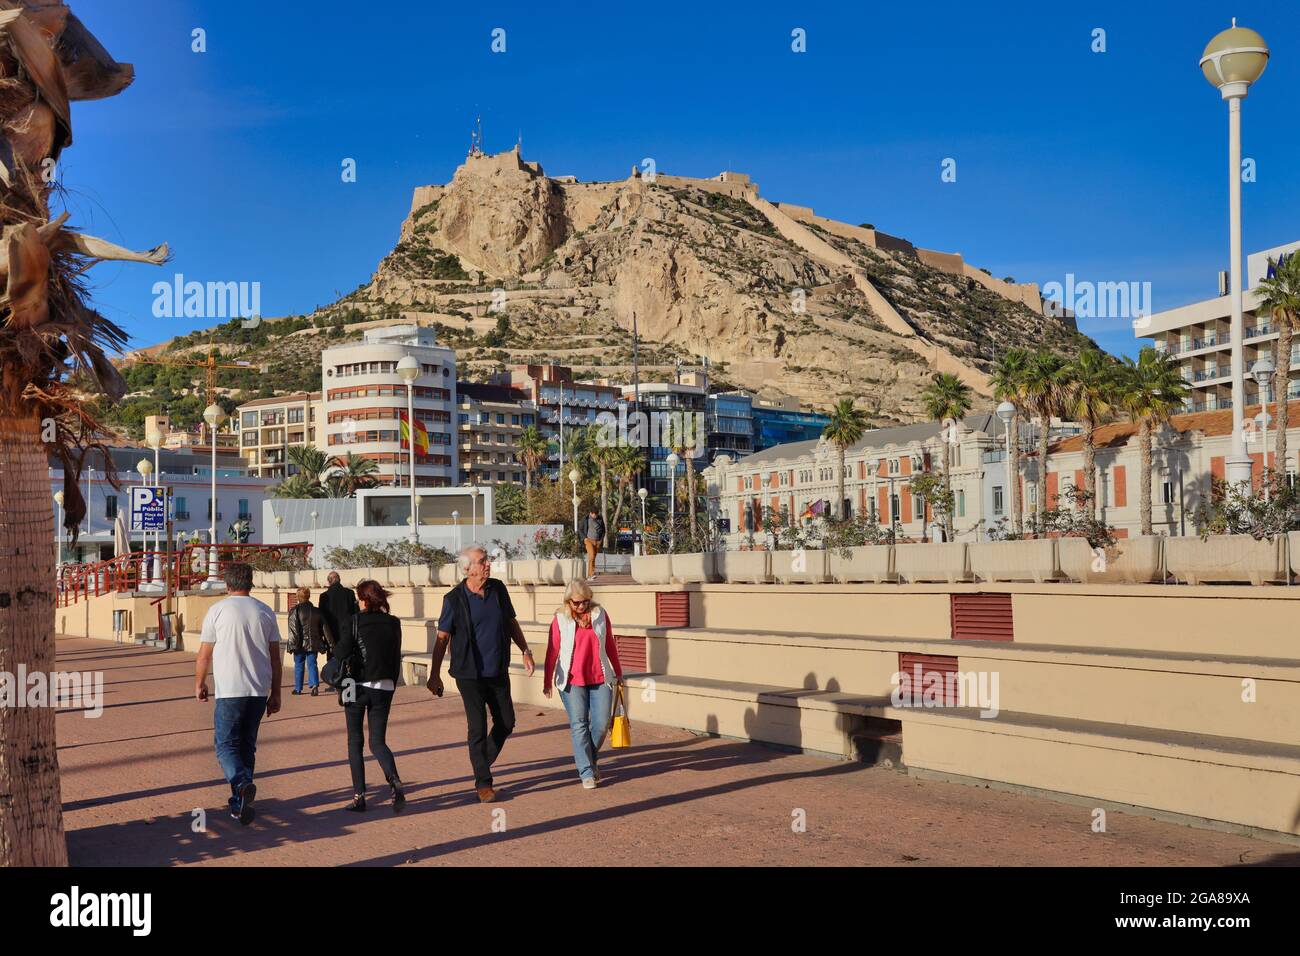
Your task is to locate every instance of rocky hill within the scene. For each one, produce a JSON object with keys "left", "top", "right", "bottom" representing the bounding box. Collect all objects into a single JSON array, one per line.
[{"left": 112, "top": 147, "right": 1092, "bottom": 438}]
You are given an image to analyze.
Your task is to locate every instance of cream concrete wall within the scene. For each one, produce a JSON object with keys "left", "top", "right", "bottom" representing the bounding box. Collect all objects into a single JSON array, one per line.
[
  {"left": 1009, "top": 586, "right": 1300, "bottom": 658},
  {"left": 902, "top": 713, "right": 1300, "bottom": 836},
  {"left": 686, "top": 584, "right": 952, "bottom": 638}
]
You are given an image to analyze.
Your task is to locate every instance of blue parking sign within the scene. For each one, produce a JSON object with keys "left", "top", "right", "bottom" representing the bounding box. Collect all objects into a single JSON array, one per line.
[{"left": 131, "top": 486, "right": 167, "bottom": 532}]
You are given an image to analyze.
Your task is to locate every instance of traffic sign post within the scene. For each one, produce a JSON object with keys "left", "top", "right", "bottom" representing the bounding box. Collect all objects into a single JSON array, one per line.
[{"left": 130, "top": 486, "right": 167, "bottom": 533}]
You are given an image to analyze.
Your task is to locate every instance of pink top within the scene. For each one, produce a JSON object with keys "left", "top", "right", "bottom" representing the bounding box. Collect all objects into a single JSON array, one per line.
[{"left": 545, "top": 613, "right": 623, "bottom": 690}]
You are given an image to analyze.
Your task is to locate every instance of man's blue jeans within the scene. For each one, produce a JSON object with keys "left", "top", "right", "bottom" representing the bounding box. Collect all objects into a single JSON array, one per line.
[
  {"left": 214, "top": 696, "right": 267, "bottom": 808},
  {"left": 558, "top": 682, "right": 613, "bottom": 781},
  {"left": 293, "top": 652, "right": 319, "bottom": 692}
]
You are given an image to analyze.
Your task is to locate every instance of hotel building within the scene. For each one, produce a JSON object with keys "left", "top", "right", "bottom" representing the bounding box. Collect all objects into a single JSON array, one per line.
[
  {"left": 491, "top": 364, "right": 623, "bottom": 479},
  {"left": 234, "top": 392, "right": 322, "bottom": 479},
  {"left": 457, "top": 382, "right": 536, "bottom": 487},
  {"left": 1138, "top": 239, "right": 1300, "bottom": 412},
  {"left": 320, "top": 325, "right": 458, "bottom": 488}
]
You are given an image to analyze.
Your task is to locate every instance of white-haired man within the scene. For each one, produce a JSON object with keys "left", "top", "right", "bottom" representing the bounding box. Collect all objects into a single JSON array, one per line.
[{"left": 428, "top": 545, "right": 535, "bottom": 802}]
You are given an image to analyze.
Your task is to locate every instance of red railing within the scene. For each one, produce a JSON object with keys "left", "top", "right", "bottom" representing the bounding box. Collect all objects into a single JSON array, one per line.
[{"left": 56, "top": 544, "right": 312, "bottom": 607}]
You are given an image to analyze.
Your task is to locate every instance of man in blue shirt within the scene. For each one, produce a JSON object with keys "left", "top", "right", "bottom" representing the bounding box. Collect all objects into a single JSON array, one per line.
[{"left": 429, "top": 545, "right": 535, "bottom": 802}]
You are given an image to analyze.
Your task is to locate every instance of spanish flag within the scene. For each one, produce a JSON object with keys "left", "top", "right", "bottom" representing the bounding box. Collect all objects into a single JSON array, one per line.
[{"left": 399, "top": 411, "right": 429, "bottom": 459}]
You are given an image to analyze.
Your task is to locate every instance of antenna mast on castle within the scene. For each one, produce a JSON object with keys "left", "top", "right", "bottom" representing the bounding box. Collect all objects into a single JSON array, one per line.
[{"left": 468, "top": 116, "right": 484, "bottom": 157}]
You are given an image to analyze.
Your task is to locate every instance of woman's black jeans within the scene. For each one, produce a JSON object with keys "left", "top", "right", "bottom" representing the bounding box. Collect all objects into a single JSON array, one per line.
[{"left": 344, "top": 685, "right": 400, "bottom": 794}]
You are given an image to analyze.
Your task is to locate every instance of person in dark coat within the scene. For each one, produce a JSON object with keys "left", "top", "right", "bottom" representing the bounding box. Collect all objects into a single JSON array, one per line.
[
  {"left": 332, "top": 579, "right": 405, "bottom": 814},
  {"left": 318, "top": 571, "right": 359, "bottom": 660},
  {"left": 287, "top": 588, "right": 336, "bottom": 696}
]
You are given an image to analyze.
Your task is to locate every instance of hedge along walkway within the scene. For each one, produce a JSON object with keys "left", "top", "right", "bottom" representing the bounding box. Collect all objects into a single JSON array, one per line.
[{"left": 55, "top": 636, "right": 1294, "bottom": 867}]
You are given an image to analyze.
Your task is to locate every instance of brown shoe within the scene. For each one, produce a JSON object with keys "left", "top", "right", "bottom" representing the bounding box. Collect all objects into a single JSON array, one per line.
[{"left": 476, "top": 786, "right": 497, "bottom": 803}]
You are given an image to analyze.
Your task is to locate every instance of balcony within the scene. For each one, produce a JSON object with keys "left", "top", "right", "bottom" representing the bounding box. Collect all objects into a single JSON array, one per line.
[{"left": 1246, "top": 324, "right": 1272, "bottom": 340}]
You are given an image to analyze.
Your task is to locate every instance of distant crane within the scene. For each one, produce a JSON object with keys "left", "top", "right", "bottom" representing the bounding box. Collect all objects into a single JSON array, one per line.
[{"left": 132, "top": 338, "right": 253, "bottom": 408}]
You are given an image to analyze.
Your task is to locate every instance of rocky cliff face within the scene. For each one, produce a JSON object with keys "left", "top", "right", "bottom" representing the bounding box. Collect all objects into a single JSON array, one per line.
[{"left": 331, "top": 149, "right": 1091, "bottom": 423}]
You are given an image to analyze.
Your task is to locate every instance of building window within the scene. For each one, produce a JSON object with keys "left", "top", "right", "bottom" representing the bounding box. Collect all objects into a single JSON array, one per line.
[
  {"left": 888, "top": 459, "right": 900, "bottom": 475},
  {"left": 992, "top": 486, "right": 1004, "bottom": 517},
  {"left": 238, "top": 499, "right": 251, "bottom": 520},
  {"left": 890, "top": 494, "right": 900, "bottom": 521},
  {"left": 1161, "top": 481, "right": 1175, "bottom": 505},
  {"left": 105, "top": 495, "right": 118, "bottom": 520},
  {"left": 958, "top": 489, "right": 966, "bottom": 518}
]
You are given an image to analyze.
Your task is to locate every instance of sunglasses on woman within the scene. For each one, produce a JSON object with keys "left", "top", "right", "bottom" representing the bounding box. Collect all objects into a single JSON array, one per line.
[{"left": 569, "top": 599, "right": 590, "bottom": 608}]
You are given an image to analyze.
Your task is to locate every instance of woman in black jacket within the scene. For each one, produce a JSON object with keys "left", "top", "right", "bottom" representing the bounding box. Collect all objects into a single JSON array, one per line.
[{"left": 332, "top": 579, "right": 405, "bottom": 813}]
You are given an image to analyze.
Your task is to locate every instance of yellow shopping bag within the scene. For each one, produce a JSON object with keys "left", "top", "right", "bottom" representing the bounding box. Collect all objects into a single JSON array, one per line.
[{"left": 608, "top": 683, "right": 631, "bottom": 749}]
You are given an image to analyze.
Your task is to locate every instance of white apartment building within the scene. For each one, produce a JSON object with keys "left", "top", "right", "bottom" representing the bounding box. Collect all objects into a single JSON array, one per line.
[
  {"left": 321, "top": 325, "right": 458, "bottom": 488},
  {"left": 705, "top": 414, "right": 1005, "bottom": 546},
  {"left": 1139, "top": 239, "right": 1300, "bottom": 413},
  {"left": 234, "top": 391, "right": 322, "bottom": 479}
]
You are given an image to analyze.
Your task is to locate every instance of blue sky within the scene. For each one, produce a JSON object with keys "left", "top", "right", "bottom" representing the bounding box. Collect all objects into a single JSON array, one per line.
[{"left": 67, "top": 0, "right": 1298, "bottom": 360}]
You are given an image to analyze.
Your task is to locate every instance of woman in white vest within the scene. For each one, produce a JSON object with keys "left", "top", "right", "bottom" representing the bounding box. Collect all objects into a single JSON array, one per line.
[{"left": 543, "top": 578, "right": 624, "bottom": 788}]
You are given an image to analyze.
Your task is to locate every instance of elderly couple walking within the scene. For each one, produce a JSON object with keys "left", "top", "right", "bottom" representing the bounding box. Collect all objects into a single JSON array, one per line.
[
  {"left": 195, "top": 550, "right": 624, "bottom": 824},
  {"left": 427, "top": 544, "right": 625, "bottom": 800}
]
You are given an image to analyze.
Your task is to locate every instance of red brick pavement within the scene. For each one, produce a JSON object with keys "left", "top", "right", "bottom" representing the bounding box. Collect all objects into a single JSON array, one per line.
[{"left": 53, "top": 636, "right": 1298, "bottom": 867}]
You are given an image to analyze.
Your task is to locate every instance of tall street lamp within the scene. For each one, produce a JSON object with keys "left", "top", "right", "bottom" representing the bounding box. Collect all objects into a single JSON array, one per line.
[
  {"left": 1251, "top": 354, "right": 1276, "bottom": 498},
  {"left": 137, "top": 458, "right": 156, "bottom": 588},
  {"left": 451, "top": 509, "right": 461, "bottom": 552},
  {"left": 146, "top": 427, "right": 163, "bottom": 559},
  {"left": 569, "top": 468, "right": 581, "bottom": 536},
  {"left": 397, "top": 354, "right": 420, "bottom": 542},
  {"left": 666, "top": 451, "right": 680, "bottom": 552},
  {"left": 201, "top": 404, "right": 227, "bottom": 588},
  {"left": 1201, "top": 19, "right": 1270, "bottom": 488}
]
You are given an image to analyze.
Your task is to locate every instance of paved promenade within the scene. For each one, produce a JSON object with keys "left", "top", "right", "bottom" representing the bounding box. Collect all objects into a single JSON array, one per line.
[{"left": 55, "top": 636, "right": 1296, "bottom": 867}]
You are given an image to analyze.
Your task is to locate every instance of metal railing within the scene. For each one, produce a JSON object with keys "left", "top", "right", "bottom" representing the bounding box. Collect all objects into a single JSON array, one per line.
[{"left": 56, "top": 543, "right": 312, "bottom": 607}]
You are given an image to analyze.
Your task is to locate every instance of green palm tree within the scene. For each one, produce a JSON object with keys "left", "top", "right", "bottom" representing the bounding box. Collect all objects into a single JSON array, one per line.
[
  {"left": 1118, "top": 348, "right": 1189, "bottom": 536},
  {"left": 1061, "top": 349, "right": 1117, "bottom": 518},
  {"left": 516, "top": 424, "right": 549, "bottom": 503},
  {"left": 286, "top": 444, "right": 330, "bottom": 491},
  {"left": 920, "top": 372, "right": 973, "bottom": 539},
  {"left": 990, "top": 348, "right": 1030, "bottom": 537},
  {"left": 272, "top": 474, "right": 324, "bottom": 499},
  {"left": 608, "top": 444, "right": 644, "bottom": 546},
  {"left": 1256, "top": 253, "right": 1300, "bottom": 472},
  {"left": 822, "top": 398, "right": 868, "bottom": 520},
  {"left": 1020, "top": 350, "right": 1068, "bottom": 530},
  {"left": 327, "top": 452, "right": 380, "bottom": 497}
]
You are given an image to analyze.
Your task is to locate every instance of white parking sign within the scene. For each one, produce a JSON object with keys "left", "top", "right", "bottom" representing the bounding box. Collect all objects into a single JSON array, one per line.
[{"left": 131, "top": 486, "right": 166, "bottom": 532}]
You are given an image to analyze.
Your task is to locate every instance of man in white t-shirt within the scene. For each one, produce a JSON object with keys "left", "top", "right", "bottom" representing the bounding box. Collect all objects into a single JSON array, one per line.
[{"left": 195, "top": 562, "right": 282, "bottom": 825}]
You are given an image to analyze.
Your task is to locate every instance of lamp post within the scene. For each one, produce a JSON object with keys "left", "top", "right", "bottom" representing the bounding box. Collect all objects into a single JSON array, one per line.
[
  {"left": 1251, "top": 355, "right": 1275, "bottom": 498},
  {"left": 397, "top": 354, "right": 420, "bottom": 542},
  {"left": 666, "top": 451, "right": 680, "bottom": 552},
  {"left": 310, "top": 510, "right": 319, "bottom": 561},
  {"left": 569, "top": 468, "right": 580, "bottom": 536},
  {"left": 451, "top": 509, "right": 460, "bottom": 552},
  {"left": 468, "top": 485, "right": 478, "bottom": 534},
  {"left": 146, "top": 427, "right": 163, "bottom": 559},
  {"left": 137, "top": 458, "right": 156, "bottom": 589},
  {"left": 202, "top": 404, "right": 227, "bottom": 588},
  {"left": 414, "top": 494, "right": 423, "bottom": 546},
  {"left": 996, "top": 401, "right": 1015, "bottom": 538},
  {"left": 1201, "top": 19, "right": 1270, "bottom": 488},
  {"left": 54, "top": 490, "right": 64, "bottom": 569}
]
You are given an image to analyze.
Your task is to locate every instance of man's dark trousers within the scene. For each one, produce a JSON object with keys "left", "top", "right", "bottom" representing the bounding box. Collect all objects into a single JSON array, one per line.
[{"left": 456, "top": 675, "right": 515, "bottom": 788}]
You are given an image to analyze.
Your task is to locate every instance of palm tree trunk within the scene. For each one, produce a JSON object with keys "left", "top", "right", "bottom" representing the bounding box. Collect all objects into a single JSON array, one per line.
[
  {"left": 942, "top": 443, "right": 954, "bottom": 540},
  {"left": 1139, "top": 419, "right": 1153, "bottom": 535},
  {"left": 836, "top": 446, "right": 846, "bottom": 521},
  {"left": 0, "top": 414, "right": 69, "bottom": 866},
  {"left": 1009, "top": 413, "right": 1022, "bottom": 537},
  {"left": 1083, "top": 414, "right": 1097, "bottom": 519},
  {"left": 610, "top": 478, "right": 628, "bottom": 542},
  {"left": 1037, "top": 414, "right": 1050, "bottom": 534},
  {"left": 599, "top": 463, "right": 610, "bottom": 548},
  {"left": 1275, "top": 319, "right": 1292, "bottom": 479}
]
